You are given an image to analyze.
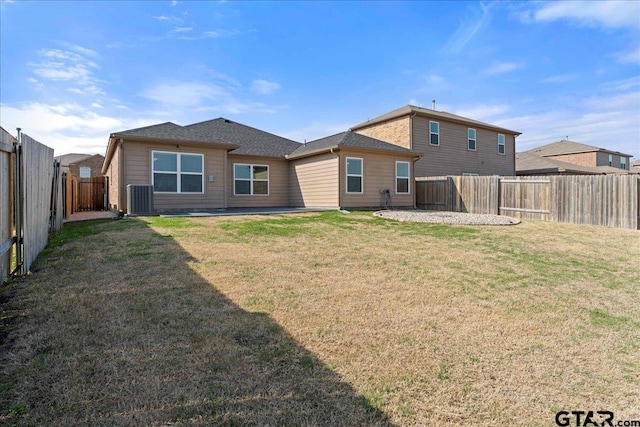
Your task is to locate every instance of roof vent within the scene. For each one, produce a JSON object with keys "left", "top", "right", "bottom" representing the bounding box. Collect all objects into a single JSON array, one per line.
[
  {"left": 224, "top": 119, "right": 232, "bottom": 123},
  {"left": 432, "top": 100, "right": 436, "bottom": 110}
]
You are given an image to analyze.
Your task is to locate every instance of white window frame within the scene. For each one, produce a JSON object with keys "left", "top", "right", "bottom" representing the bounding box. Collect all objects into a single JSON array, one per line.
[
  {"left": 79, "top": 167, "right": 91, "bottom": 178},
  {"left": 346, "top": 157, "right": 363, "bottom": 194},
  {"left": 468, "top": 128, "right": 476, "bottom": 151},
  {"left": 621, "top": 157, "right": 627, "bottom": 169},
  {"left": 429, "top": 121, "right": 440, "bottom": 146},
  {"left": 395, "top": 161, "right": 410, "bottom": 194},
  {"left": 498, "top": 134, "right": 506, "bottom": 155},
  {"left": 608, "top": 154, "right": 613, "bottom": 166},
  {"left": 233, "top": 163, "right": 270, "bottom": 196},
  {"left": 152, "top": 150, "right": 204, "bottom": 194}
]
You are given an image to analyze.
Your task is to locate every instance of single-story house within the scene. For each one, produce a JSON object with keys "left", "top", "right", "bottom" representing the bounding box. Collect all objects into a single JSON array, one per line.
[
  {"left": 55, "top": 153, "right": 105, "bottom": 178},
  {"left": 101, "top": 118, "right": 421, "bottom": 213}
]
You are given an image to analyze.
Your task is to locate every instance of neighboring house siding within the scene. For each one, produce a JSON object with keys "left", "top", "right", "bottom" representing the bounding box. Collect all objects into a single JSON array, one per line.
[
  {"left": 548, "top": 152, "right": 597, "bottom": 168},
  {"left": 123, "top": 140, "right": 227, "bottom": 212},
  {"left": 353, "top": 116, "right": 412, "bottom": 149},
  {"left": 68, "top": 155, "right": 105, "bottom": 178},
  {"left": 289, "top": 152, "right": 340, "bottom": 208},
  {"left": 412, "top": 116, "right": 515, "bottom": 177},
  {"left": 227, "top": 155, "right": 289, "bottom": 208},
  {"left": 338, "top": 150, "right": 415, "bottom": 209}
]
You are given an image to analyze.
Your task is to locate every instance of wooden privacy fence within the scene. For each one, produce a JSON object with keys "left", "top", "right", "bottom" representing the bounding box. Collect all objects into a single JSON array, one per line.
[
  {"left": 1, "top": 127, "right": 62, "bottom": 282},
  {"left": 62, "top": 174, "right": 108, "bottom": 215},
  {"left": 416, "top": 175, "right": 640, "bottom": 230}
]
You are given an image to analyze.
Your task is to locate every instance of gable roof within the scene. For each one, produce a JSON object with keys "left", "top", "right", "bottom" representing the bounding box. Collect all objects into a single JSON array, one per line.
[
  {"left": 288, "top": 131, "right": 418, "bottom": 159},
  {"left": 525, "top": 140, "right": 633, "bottom": 157},
  {"left": 55, "top": 153, "right": 93, "bottom": 166},
  {"left": 516, "top": 152, "right": 633, "bottom": 175},
  {"left": 185, "top": 118, "right": 301, "bottom": 158},
  {"left": 350, "top": 105, "right": 521, "bottom": 135}
]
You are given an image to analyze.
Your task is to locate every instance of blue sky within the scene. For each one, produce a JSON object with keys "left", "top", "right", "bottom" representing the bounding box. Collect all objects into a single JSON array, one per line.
[{"left": 1, "top": 0, "right": 639, "bottom": 159}]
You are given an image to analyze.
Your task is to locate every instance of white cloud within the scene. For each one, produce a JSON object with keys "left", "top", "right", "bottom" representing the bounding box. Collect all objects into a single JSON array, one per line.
[
  {"left": 91, "top": 103, "right": 103, "bottom": 109},
  {"left": 28, "top": 46, "right": 103, "bottom": 95},
  {"left": 154, "top": 15, "right": 169, "bottom": 21},
  {"left": 453, "top": 105, "right": 511, "bottom": 123},
  {"left": 281, "top": 121, "right": 352, "bottom": 143},
  {"left": 201, "top": 29, "right": 241, "bottom": 39},
  {"left": 0, "top": 102, "right": 159, "bottom": 155},
  {"left": 484, "top": 62, "right": 523, "bottom": 76},
  {"left": 251, "top": 79, "right": 280, "bottom": 95},
  {"left": 502, "top": 85, "right": 640, "bottom": 158},
  {"left": 615, "top": 46, "right": 640, "bottom": 66},
  {"left": 540, "top": 74, "right": 580, "bottom": 84},
  {"left": 528, "top": 1, "right": 640, "bottom": 29},
  {"left": 444, "top": 2, "right": 493, "bottom": 54},
  {"left": 171, "top": 26, "right": 193, "bottom": 33}
]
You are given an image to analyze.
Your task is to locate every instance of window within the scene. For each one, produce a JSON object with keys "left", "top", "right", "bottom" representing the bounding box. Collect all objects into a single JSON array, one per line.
[
  {"left": 234, "top": 164, "right": 269, "bottom": 195},
  {"left": 79, "top": 167, "right": 91, "bottom": 178},
  {"left": 429, "top": 121, "right": 440, "bottom": 146},
  {"left": 621, "top": 157, "right": 627, "bottom": 169},
  {"left": 396, "top": 161, "right": 410, "bottom": 194},
  {"left": 346, "top": 157, "right": 363, "bottom": 193},
  {"left": 498, "top": 134, "right": 505, "bottom": 155},
  {"left": 468, "top": 128, "right": 476, "bottom": 151},
  {"left": 608, "top": 154, "right": 613, "bottom": 166},
  {"left": 152, "top": 151, "right": 204, "bottom": 193}
]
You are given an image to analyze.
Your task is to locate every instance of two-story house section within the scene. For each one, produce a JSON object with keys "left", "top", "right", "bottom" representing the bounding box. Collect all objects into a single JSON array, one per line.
[
  {"left": 524, "top": 140, "right": 633, "bottom": 171},
  {"left": 350, "top": 105, "right": 521, "bottom": 177}
]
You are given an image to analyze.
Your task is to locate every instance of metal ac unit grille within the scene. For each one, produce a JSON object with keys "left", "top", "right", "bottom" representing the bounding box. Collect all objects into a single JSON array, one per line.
[{"left": 127, "top": 185, "right": 154, "bottom": 215}]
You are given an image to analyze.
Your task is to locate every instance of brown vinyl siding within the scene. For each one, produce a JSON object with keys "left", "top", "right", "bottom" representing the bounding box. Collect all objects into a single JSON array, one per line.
[
  {"left": 412, "top": 116, "right": 515, "bottom": 177},
  {"left": 338, "top": 150, "right": 415, "bottom": 209},
  {"left": 289, "top": 152, "right": 339, "bottom": 207},
  {"left": 123, "top": 140, "right": 227, "bottom": 212},
  {"left": 227, "top": 155, "right": 289, "bottom": 208},
  {"left": 352, "top": 116, "right": 412, "bottom": 149}
]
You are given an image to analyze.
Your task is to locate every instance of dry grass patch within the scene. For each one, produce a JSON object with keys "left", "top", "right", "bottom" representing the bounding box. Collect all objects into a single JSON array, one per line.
[{"left": 1, "top": 211, "right": 639, "bottom": 426}]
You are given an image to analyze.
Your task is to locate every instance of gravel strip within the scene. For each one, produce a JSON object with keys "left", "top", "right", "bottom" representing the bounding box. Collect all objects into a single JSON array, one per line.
[{"left": 374, "top": 210, "right": 521, "bottom": 226}]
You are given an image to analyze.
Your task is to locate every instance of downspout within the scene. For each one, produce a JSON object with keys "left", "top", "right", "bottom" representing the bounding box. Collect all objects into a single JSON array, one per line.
[
  {"left": 118, "top": 138, "right": 125, "bottom": 213},
  {"left": 412, "top": 155, "right": 421, "bottom": 209},
  {"left": 330, "top": 147, "right": 340, "bottom": 209}
]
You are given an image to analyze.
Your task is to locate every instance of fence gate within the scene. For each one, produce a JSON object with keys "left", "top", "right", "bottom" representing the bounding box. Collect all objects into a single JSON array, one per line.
[
  {"left": 498, "top": 178, "right": 551, "bottom": 221},
  {"left": 77, "top": 176, "right": 107, "bottom": 211}
]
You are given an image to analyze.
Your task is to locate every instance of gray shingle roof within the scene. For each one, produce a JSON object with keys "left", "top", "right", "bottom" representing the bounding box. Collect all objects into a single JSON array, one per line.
[
  {"left": 350, "top": 105, "right": 521, "bottom": 135},
  {"left": 54, "top": 153, "right": 93, "bottom": 166},
  {"left": 524, "top": 140, "right": 633, "bottom": 157},
  {"left": 185, "top": 118, "right": 301, "bottom": 158},
  {"left": 289, "top": 131, "right": 417, "bottom": 158}
]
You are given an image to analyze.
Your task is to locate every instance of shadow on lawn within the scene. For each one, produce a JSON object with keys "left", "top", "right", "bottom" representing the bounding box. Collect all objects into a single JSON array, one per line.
[{"left": 0, "top": 218, "right": 396, "bottom": 426}]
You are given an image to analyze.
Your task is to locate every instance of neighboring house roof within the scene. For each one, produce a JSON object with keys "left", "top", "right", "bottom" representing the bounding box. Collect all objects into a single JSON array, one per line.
[
  {"left": 524, "top": 140, "right": 633, "bottom": 157},
  {"left": 516, "top": 152, "right": 632, "bottom": 175},
  {"left": 185, "top": 118, "right": 301, "bottom": 158},
  {"left": 350, "top": 104, "right": 521, "bottom": 135},
  {"left": 55, "top": 153, "right": 93, "bottom": 166},
  {"left": 287, "top": 131, "right": 419, "bottom": 159}
]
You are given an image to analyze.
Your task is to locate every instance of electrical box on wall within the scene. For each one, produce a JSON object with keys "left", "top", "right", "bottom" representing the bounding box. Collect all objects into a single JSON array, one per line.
[{"left": 208, "top": 175, "right": 214, "bottom": 182}]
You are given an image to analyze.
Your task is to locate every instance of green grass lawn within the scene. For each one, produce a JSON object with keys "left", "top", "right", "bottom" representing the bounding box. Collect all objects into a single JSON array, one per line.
[{"left": 1, "top": 211, "right": 639, "bottom": 426}]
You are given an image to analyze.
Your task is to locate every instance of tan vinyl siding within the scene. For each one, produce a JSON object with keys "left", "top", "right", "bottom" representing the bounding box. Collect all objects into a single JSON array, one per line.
[
  {"left": 412, "top": 116, "right": 516, "bottom": 177},
  {"left": 227, "top": 155, "right": 289, "bottom": 208},
  {"left": 338, "top": 150, "right": 415, "bottom": 209},
  {"left": 123, "top": 140, "right": 226, "bottom": 212},
  {"left": 352, "top": 116, "right": 412, "bottom": 149},
  {"left": 289, "top": 152, "right": 339, "bottom": 207}
]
